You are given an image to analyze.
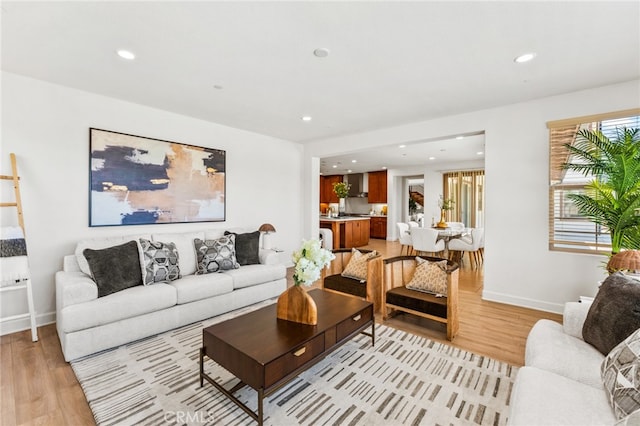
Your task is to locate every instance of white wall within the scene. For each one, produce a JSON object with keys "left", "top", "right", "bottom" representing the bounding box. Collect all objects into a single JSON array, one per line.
[
  {"left": 1, "top": 71, "right": 303, "bottom": 334},
  {"left": 305, "top": 79, "right": 640, "bottom": 314}
]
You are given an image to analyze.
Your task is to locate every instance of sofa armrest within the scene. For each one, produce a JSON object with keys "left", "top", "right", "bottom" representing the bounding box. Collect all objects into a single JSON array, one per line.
[
  {"left": 55, "top": 271, "right": 98, "bottom": 310},
  {"left": 259, "top": 249, "right": 279, "bottom": 265},
  {"left": 563, "top": 301, "right": 592, "bottom": 340}
]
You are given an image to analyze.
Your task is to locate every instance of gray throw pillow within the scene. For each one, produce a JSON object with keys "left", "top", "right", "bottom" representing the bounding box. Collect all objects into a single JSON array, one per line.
[
  {"left": 601, "top": 327, "right": 640, "bottom": 420},
  {"left": 83, "top": 240, "right": 142, "bottom": 297},
  {"left": 139, "top": 238, "right": 181, "bottom": 285},
  {"left": 194, "top": 235, "right": 240, "bottom": 274},
  {"left": 583, "top": 272, "right": 640, "bottom": 355},
  {"left": 224, "top": 230, "right": 260, "bottom": 265}
]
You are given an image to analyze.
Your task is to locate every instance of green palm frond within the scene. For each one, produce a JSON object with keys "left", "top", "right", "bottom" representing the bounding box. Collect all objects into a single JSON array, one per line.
[{"left": 562, "top": 126, "right": 640, "bottom": 253}]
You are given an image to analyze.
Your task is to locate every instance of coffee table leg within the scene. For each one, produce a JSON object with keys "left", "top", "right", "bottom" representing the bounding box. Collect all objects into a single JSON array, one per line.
[
  {"left": 258, "top": 388, "right": 264, "bottom": 426},
  {"left": 199, "top": 347, "right": 204, "bottom": 387},
  {"left": 372, "top": 321, "right": 375, "bottom": 346}
]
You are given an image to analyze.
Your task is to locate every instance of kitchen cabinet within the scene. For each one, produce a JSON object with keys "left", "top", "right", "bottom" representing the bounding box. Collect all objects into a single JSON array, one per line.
[
  {"left": 320, "top": 217, "right": 370, "bottom": 249},
  {"left": 320, "top": 175, "right": 343, "bottom": 204},
  {"left": 370, "top": 216, "right": 387, "bottom": 239},
  {"left": 367, "top": 171, "right": 387, "bottom": 203},
  {"left": 343, "top": 219, "right": 370, "bottom": 248}
]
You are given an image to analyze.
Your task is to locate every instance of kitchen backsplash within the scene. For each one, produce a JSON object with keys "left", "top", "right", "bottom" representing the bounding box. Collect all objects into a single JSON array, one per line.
[{"left": 324, "top": 197, "right": 387, "bottom": 215}]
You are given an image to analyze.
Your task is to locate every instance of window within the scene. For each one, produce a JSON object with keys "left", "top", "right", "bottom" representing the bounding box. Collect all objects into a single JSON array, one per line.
[
  {"left": 443, "top": 170, "right": 484, "bottom": 227},
  {"left": 548, "top": 109, "right": 640, "bottom": 253}
]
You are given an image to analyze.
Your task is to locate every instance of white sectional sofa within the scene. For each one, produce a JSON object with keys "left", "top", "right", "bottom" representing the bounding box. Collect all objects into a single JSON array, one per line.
[
  {"left": 56, "top": 229, "right": 287, "bottom": 361},
  {"left": 509, "top": 271, "right": 640, "bottom": 425},
  {"left": 508, "top": 302, "right": 616, "bottom": 425}
]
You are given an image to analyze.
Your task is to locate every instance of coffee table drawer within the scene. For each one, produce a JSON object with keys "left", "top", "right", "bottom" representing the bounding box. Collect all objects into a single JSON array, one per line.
[
  {"left": 264, "top": 333, "right": 325, "bottom": 388},
  {"left": 336, "top": 306, "right": 372, "bottom": 342}
]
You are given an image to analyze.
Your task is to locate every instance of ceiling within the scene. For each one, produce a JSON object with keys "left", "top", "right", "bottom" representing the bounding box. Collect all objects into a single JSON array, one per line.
[
  {"left": 2, "top": 2, "right": 639, "bottom": 171},
  {"left": 320, "top": 132, "right": 485, "bottom": 175}
]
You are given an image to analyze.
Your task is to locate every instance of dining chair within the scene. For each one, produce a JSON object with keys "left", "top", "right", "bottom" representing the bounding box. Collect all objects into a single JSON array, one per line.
[
  {"left": 396, "top": 222, "right": 413, "bottom": 255},
  {"left": 408, "top": 221, "right": 420, "bottom": 229},
  {"left": 410, "top": 227, "right": 445, "bottom": 257},
  {"left": 447, "top": 227, "right": 484, "bottom": 269}
]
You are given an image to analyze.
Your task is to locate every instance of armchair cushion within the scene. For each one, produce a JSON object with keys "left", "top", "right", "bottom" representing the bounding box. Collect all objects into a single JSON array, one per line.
[
  {"left": 324, "top": 274, "right": 366, "bottom": 298},
  {"left": 386, "top": 286, "right": 447, "bottom": 318},
  {"left": 341, "top": 248, "right": 377, "bottom": 281},
  {"left": 583, "top": 272, "right": 640, "bottom": 355},
  {"left": 405, "top": 257, "right": 448, "bottom": 296}
]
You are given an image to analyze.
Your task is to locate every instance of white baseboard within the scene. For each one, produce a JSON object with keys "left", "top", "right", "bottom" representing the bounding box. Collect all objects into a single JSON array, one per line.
[
  {"left": 0, "top": 311, "right": 56, "bottom": 336},
  {"left": 482, "top": 290, "right": 564, "bottom": 315}
]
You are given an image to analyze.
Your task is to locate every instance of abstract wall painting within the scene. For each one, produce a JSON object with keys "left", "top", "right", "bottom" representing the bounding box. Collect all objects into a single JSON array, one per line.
[{"left": 89, "top": 128, "right": 226, "bottom": 226}]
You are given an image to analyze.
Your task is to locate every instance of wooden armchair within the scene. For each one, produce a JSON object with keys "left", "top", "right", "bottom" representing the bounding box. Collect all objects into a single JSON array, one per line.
[
  {"left": 382, "top": 255, "right": 460, "bottom": 340},
  {"left": 321, "top": 248, "right": 383, "bottom": 313}
]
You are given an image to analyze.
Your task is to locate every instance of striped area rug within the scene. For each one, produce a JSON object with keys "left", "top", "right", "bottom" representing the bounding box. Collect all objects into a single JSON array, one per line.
[{"left": 71, "top": 300, "right": 517, "bottom": 426}]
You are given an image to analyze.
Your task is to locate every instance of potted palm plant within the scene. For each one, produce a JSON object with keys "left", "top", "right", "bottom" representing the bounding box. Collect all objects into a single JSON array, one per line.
[{"left": 562, "top": 127, "right": 640, "bottom": 254}]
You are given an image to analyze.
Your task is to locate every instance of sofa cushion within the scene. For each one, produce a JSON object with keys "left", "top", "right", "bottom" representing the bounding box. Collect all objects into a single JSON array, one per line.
[
  {"left": 139, "top": 238, "right": 181, "bottom": 285},
  {"left": 225, "top": 230, "right": 260, "bottom": 265},
  {"left": 602, "top": 327, "right": 640, "bottom": 420},
  {"left": 223, "top": 263, "right": 286, "bottom": 290},
  {"left": 151, "top": 231, "right": 204, "bottom": 276},
  {"left": 508, "top": 366, "right": 616, "bottom": 426},
  {"left": 341, "top": 248, "right": 377, "bottom": 281},
  {"left": 83, "top": 240, "right": 142, "bottom": 297},
  {"left": 75, "top": 233, "right": 150, "bottom": 277},
  {"left": 59, "top": 283, "right": 177, "bottom": 333},
  {"left": 194, "top": 235, "right": 240, "bottom": 274},
  {"left": 583, "top": 272, "right": 640, "bottom": 355},
  {"left": 168, "top": 274, "right": 233, "bottom": 304},
  {"left": 405, "top": 257, "right": 449, "bottom": 296},
  {"left": 526, "top": 319, "right": 604, "bottom": 388}
]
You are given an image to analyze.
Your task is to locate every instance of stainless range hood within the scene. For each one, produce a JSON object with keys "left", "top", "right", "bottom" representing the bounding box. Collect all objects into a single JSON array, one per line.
[{"left": 345, "top": 173, "right": 368, "bottom": 198}]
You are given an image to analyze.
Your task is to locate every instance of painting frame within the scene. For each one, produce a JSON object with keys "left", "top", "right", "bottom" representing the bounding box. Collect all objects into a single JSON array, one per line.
[{"left": 89, "top": 128, "right": 226, "bottom": 227}]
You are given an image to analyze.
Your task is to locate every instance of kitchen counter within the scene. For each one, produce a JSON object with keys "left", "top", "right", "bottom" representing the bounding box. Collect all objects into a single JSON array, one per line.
[
  {"left": 320, "top": 216, "right": 372, "bottom": 222},
  {"left": 320, "top": 217, "right": 371, "bottom": 249}
]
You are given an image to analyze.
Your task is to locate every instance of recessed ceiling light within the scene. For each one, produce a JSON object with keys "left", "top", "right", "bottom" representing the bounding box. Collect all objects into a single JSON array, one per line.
[
  {"left": 477, "top": 151, "right": 484, "bottom": 155},
  {"left": 301, "top": 116, "right": 312, "bottom": 122},
  {"left": 351, "top": 160, "right": 357, "bottom": 163},
  {"left": 399, "top": 145, "right": 406, "bottom": 148},
  {"left": 332, "top": 165, "right": 337, "bottom": 168},
  {"left": 514, "top": 52, "right": 536, "bottom": 63},
  {"left": 313, "top": 48, "right": 330, "bottom": 58},
  {"left": 456, "top": 136, "right": 464, "bottom": 140},
  {"left": 116, "top": 49, "right": 136, "bottom": 60},
  {"left": 347, "top": 169, "right": 352, "bottom": 173},
  {"left": 429, "top": 156, "right": 436, "bottom": 160},
  {"left": 382, "top": 166, "right": 387, "bottom": 170}
]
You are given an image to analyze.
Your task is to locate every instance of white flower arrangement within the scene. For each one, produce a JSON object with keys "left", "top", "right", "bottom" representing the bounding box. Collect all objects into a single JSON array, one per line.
[{"left": 291, "top": 239, "right": 335, "bottom": 286}]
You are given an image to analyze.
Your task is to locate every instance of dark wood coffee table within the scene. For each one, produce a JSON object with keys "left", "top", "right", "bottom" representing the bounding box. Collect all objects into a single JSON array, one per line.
[{"left": 199, "top": 289, "right": 374, "bottom": 425}]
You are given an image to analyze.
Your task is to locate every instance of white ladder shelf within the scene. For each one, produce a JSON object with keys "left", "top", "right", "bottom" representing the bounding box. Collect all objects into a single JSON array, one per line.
[{"left": 0, "top": 153, "right": 37, "bottom": 342}]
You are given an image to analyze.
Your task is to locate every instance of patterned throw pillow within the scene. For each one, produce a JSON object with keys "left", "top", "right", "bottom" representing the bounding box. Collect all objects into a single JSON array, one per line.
[
  {"left": 341, "top": 249, "right": 377, "bottom": 281},
  {"left": 139, "top": 238, "right": 181, "bottom": 285},
  {"left": 406, "top": 257, "right": 449, "bottom": 296},
  {"left": 194, "top": 235, "right": 240, "bottom": 274},
  {"left": 602, "top": 327, "right": 640, "bottom": 420}
]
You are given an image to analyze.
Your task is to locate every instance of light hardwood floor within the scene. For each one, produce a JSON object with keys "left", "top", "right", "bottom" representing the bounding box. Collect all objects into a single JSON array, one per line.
[{"left": 0, "top": 239, "right": 562, "bottom": 426}]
